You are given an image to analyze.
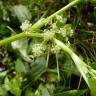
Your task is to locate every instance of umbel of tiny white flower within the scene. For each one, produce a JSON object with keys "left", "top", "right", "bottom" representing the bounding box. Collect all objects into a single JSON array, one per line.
[
  {"left": 56, "top": 15, "right": 64, "bottom": 24},
  {"left": 56, "top": 24, "right": 73, "bottom": 38},
  {"left": 43, "top": 30, "right": 55, "bottom": 41},
  {"left": 51, "top": 44, "right": 61, "bottom": 54},
  {"left": 20, "top": 20, "right": 32, "bottom": 31},
  {"left": 32, "top": 43, "right": 46, "bottom": 57}
]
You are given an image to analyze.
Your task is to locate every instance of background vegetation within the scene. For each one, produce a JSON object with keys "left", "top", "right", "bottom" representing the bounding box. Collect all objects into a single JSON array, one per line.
[{"left": 0, "top": 0, "right": 96, "bottom": 96}]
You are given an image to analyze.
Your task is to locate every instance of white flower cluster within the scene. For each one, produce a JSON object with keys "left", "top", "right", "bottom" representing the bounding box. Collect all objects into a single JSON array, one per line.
[
  {"left": 32, "top": 43, "right": 46, "bottom": 57},
  {"left": 56, "top": 24, "right": 73, "bottom": 37},
  {"left": 43, "top": 30, "right": 55, "bottom": 41},
  {"left": 20, "top": 20, "right": 32, "bottom": 31},
  {"left": 58, "top": 27, "right": 66, "bottom": 37},
  {"left": 64, "top": 24, "right": 73, "bottom": 37},
  {"left": 51, "top": 23, "right": 57, "bottom": 29},
  {"left": 56, "top": 15, "right": 64, "bottom": 24},
  {"left": 51, "top": 45, "right": 61, "bottom": 54}
]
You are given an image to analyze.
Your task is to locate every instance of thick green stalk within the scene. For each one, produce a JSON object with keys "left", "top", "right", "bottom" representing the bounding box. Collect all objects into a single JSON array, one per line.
[
  {"left": 54, "top": 38, "right": 96, "bottom": 96},
  {"left": 54, "top": 39, "right": 89, "bottom": 83},
  {"left": 0, "top": 32, "right": 43, "bottom": 46},
  {"left": 0, "top": 0, "right": 81, "bottom": 46},
  {"left": 31, "top": 0, "right": 81, "bottom": 30}
]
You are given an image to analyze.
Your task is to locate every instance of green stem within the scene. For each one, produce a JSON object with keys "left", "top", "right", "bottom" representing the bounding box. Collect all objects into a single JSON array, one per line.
[
  {"left": 54, "top": 38, "right": 88, "bottom": 83},
  {"left": 31, "top": 0, "right": 81, "bottom": 30},
  {"left": 0, "top": 32, "right": 43, "bottom": 46},
  {"left": 54, "top": 38, "right": 96, "bottom": 96},
  {"left": 0, "top": 0, "right": 81, "bottom": 46}
]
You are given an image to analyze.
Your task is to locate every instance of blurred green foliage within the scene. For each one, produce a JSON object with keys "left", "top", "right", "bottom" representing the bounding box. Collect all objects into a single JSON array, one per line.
[{"left": 0, "top": 0, "right": 96, "bottom": 96}]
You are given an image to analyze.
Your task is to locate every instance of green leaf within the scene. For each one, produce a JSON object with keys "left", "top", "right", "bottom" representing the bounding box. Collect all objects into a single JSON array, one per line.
[
  {"left": 31, "top": 57, "right": 47, "bottom": 81},
  {"left": 13, "top": 4, "right": 32, "bottom": 23},
  {"left": 91, "top": 0, "right": 96, "bottom": 6},
  {"left": 5, "top": 77, "right": 21, "bottom": 96},
  {"left": 25, "top": 88, "right": 36, "bottom": 96},
  {"left": 11, "top": 38, "right": 31, "bottom": 62},
  {"left": 0, "top": 85, "right": 8, "bottom": 96},
  {"left": 54, "top": 39, "right": 96, "bottom": 96},
  {"left": 15, "top": 59, "right": 26, "bottom": 74},
  {"left": 45, "top": 69, "right": 58, "bottom": 82},
  {"left": 54, "top": 89, "right": 86, "bottom": 96},
  {"left": 35, "top": 83, "right": 55, "bottom": 96},
  {"left": 62, "top": 57, "right": 80, "bottom": 76}
]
